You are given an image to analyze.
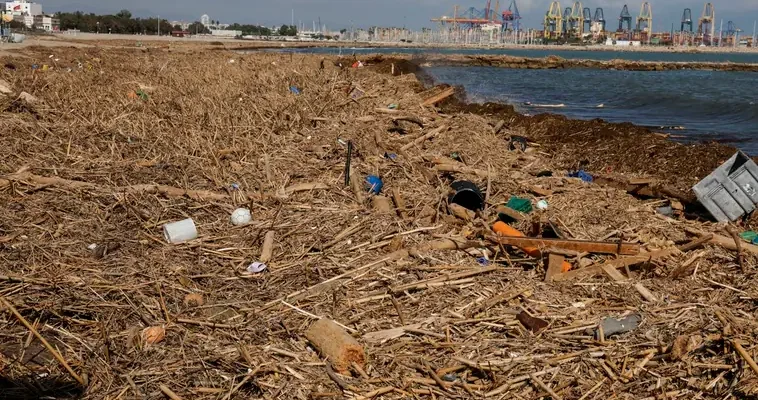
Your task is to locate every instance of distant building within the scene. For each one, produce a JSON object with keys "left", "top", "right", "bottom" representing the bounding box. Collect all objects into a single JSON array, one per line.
[
  {"left": 12, "top": 14, "right": 32, "bottom": 28},
  {"left": 210, "top": 29, "right": 241, "bottom": 37},
  {"left": 200, "top": 14, "right": 209, "bottom": 26},
  {"left": 170, "top": 20, "right": 190, "bottom": 30},
  {"left": 33, "top": 14, "right": 58, "bottom": 31},
  {"left": 0, "top": 1, "right": 42, "bottom": 17}
]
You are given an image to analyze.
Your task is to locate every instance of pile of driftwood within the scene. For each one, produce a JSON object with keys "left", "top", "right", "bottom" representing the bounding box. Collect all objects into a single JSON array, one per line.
[{"left": 0, "top": 46, "right": 757, "bottom": 400}]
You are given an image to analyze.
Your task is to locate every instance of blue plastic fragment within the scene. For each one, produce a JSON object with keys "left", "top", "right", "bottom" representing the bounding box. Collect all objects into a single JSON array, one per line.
[
  {"left": 289, "top": 86, "right": 301, "bottom": 95},
  {"left": 365, "top": 175, "right": 383, "bottom": 194},
  {"left": 568, "top": 170, "right": 593, "bottom": 183}
]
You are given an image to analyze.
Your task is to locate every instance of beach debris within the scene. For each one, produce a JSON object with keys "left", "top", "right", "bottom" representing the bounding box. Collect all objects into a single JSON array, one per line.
[
  {"left": 260, "top": 231, "right": 276, "bottom": 263},
  {"left": 0, "top": 79, "right": 12, "bottom": 95},
  {"left": 344, "top": 140, "right": 353, "bottom": 186},
  {"left": 693, "top": 150, "right": 758, "bottom": 222},
  {"left": 421, "top": 86, "right": 455, "bottom": 107},
  {"left": 162, "top": 218, "right": 198, "bottom": 244},
  {"left": 89, "top": 242, "right": 121, "bottom": 259},
  {"left": 656, "top": 205, "right": 674, "bottom": 217},
  {"left": 545, "top": 254, "right": 567, "bottom": 281},
  {"left": 142, "top": 326, "right": 166, "bottom": 345},
  {"left": 349, "top": 87, "right": 364, "bottom": 100},
  {"left": 388, "top": 103, "right": 398, "bottom": 110},
  {"left": 497, "top": 205, "right": 526, "bottom": 222},
  {"left": 18, "top": 91, "right": 38, "bottom": 104},
  {"left": 246, "top": 262, "right": 267, "bottom": 274},
  {"left": 517, "top": 311, "right": 549, "bottom": 333},
  {"left": 230, "top": 208, "right": 252, "bottom": 226},
  {"left": 448, "top": 203, "right": 475, "bottom": 221},
  {"left": 372, "top": 196, "right": 393, "bottom": 213},
  {"left": 289, "top": 86, "right": 301, "bottom": 95},
  {"left": 449, "top": 181, "right": 484, "bottom": 211},
  {"left": 508, "top": 136, "right": 528, "bottom": 152},
  {"left": 351, "top": 61, "right": 364, "bottom": 68},
  {"left": 594, "top": 313, "right": 641, "bottom": 339},
  {"left": 506, "top": 196, "right": 532, "bottom": 214},
  {"left": 365, "top": 175, "right": 383, "bottom": 195},
  {"left": 488, "top": 234, "right": 640, "bottom": 256},
  {"left": 739, "top": 231, "right": 758, "bottom": 244},
  {"left": 536, "top": 199, "right": 549, "bottom": 210},
  {"left": 536, "top": 170, "right": 553, "bottom": 177},
  {"left": 568, "top": 170, "right": 593, "bottom": 183},
  {"left": 183, "top": 293, "right": 204, "bottom": 307},
  {"left": 305, "top": 319, "right": 366, "bottom": 374},
  {"left": 492, "top": 222, "right": 573, "bottom": 272},
  {"left": 442, "top": 374, "right": 458, "bottom": 382},
  {"left": 670, "top": 335, "right": 703, "bottom": 360},
  {"left": 384, "top": 152, "right": 398, "bottom": 161}
]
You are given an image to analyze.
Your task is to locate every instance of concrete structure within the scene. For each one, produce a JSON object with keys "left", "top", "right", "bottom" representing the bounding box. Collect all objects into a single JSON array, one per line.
[
  {"left": 12, "top": 13, "right": 32, "bottom": 28},
  {"left": 0, "top": 1, "right": 41, "bottom": 17},
  {"left": 33, "top": 14, "right": 58, "bottom": 31},
  {"left": 209, "top": 29, "right": 241, "bottom": 37}
]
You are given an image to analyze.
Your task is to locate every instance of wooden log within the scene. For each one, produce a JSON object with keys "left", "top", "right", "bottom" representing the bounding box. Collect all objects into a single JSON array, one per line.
[
  {"left": 305, "top": 319, "right": 366, "bottom": 374},
  {"left": 260, "top": 231, "right": 275, "bottom": 263},
  {"left": 400, "top": 125, "right": 447, "bottom": 151},
  {"left": 487, "top": 235, "right": 640, "bottom": 256},
  {"left": 686, "top": 228, "right": 758, "bottom": 256},
  {"left": 677, "top": 234, "right": 713, "bottom": 252},
  {"left": 350, "top": 167, "right": 365, "bottom": 205}
]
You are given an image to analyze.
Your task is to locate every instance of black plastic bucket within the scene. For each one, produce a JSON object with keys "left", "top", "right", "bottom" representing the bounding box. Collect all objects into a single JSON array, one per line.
[{"left": 449, "top": 181, "right": 484, "bottom": 211}]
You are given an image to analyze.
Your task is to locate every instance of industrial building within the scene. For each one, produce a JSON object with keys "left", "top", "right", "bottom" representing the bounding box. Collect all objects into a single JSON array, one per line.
[{"left": 0, "top": 0, "right": 41, "bottom": 17}]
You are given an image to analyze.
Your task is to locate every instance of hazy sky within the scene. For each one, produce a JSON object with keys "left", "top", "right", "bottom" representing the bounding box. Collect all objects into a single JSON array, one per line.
[{"left": 42, "top": 0, "right": 758, "bottom": 33}]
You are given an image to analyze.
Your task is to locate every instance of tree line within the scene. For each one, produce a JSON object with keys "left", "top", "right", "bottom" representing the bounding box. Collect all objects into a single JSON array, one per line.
[{"left": 55, "top": 9, "right": 298, "bottom": 36}]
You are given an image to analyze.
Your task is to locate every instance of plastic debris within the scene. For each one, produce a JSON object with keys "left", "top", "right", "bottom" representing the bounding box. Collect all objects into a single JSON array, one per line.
[
  {"left": 568, "top": 170, "right": 594, "bottom": 183},
  {"left": 289, "top": 86, "right": 301, "bottom": 95},
  {"left": 384, "top": 152, "right": 398, "bottom": 161},
  {"left": 365, "top": 175, "right": 383, "bottom": 194},
  {"left": 449, "top": 181, "right": 484, "bottom": 211},
  {"left": 740, "top": 231, "right": 758, "bottom": 244},
  {"left": 247, "top": 262, "right": 267, "bottom": 273},
  {"left": 476, "top": 257, "right": 490, "bottom": 266},
  {"left": 388, "top": 103, "right": 398, "bottom": 110},
  {"left": 506, "top": 196, "right": 533, "bottom": 214},
  {"left": 595, "top": 313, "right": 641, "bottom": 339},
  {"left": 230, "top": 208, "right": 252, "bottom": 226},
  {"left": 163, "top": 218, "right": 198, "bottom": 244},
  {"left": 656, "top": 205, "right": 674, "bottom": 217},
  {"left": 536, "top": 199, "right": 549, "bottom": 210},
  {"left": 349, "top": 87, "right": 364, "bottom": 100},
  {"left": 509, "top": 136, "right": 528, "bottom": 151},
  {"left": 442, "top": 374, "right": 458, "bottom": 382}
]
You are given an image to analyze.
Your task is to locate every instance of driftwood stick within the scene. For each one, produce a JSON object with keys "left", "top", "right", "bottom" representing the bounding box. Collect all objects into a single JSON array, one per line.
[
  {"left": 0, "top": 296, "right": 86, "bottom": 386},
  {"left": 400, "top": 125, "right": 447, "bottom": 151}
]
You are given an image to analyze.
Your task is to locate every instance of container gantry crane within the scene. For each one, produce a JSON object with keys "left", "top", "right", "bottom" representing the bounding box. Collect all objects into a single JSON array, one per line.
[
  {"left": 618, "top": 5, "right": 632, "bottom": 32},
  {"left": 698, "top": 2, "right": 715, "bottom": 45}
]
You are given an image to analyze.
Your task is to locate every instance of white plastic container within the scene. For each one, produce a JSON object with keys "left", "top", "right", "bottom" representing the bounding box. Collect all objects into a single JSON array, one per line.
[{"left": 163, "top": 218, "right": 198, "bottom": 244}]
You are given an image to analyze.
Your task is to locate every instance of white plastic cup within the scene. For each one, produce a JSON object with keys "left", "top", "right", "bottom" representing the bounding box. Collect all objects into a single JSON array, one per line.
[{"left": 163, "top": 218, "right": 198, "bottom": 244}]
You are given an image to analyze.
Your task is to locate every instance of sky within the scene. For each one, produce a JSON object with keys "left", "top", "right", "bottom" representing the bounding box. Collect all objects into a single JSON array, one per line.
[{"left": 41, "top": 0, "right": 758, "bottom": 33}]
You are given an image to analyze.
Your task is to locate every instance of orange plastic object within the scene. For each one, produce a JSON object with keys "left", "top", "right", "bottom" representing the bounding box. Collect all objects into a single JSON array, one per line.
[{"left": 493, "top": 221, "right": 572, "bottom": 272}]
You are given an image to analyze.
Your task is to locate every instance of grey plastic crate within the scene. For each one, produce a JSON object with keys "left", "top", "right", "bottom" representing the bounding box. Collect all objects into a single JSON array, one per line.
[{"left": 693, "top": 150, "right": 758, "bottom": 222}]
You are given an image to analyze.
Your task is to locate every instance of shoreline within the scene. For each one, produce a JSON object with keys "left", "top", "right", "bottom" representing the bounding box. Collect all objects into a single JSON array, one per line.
[{"left": 361, "top": 55, "right": 740, "bottom": 197}]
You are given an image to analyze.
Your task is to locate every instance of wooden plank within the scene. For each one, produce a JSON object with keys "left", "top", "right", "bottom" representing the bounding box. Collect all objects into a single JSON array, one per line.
[
  {"left": 551, "top": 249, "right": 679, "bottom": 282},
  {"left": 488, "top": 235, "right": 640, "bottom": 256},
  {"left": 545, "top": 254, "right": 566, "bottom": 282},
  {"left": 634, "top": 283, "right": 658, "bottom": 302},
  {"left": 601, "top": 263, "right": 628, "bottom": 282},
  {"left": 421, "top": 87, "right": 455, "bottom": 107},
  {"left": 495, "top": 205, "right": 526, "bottom": 222}
]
